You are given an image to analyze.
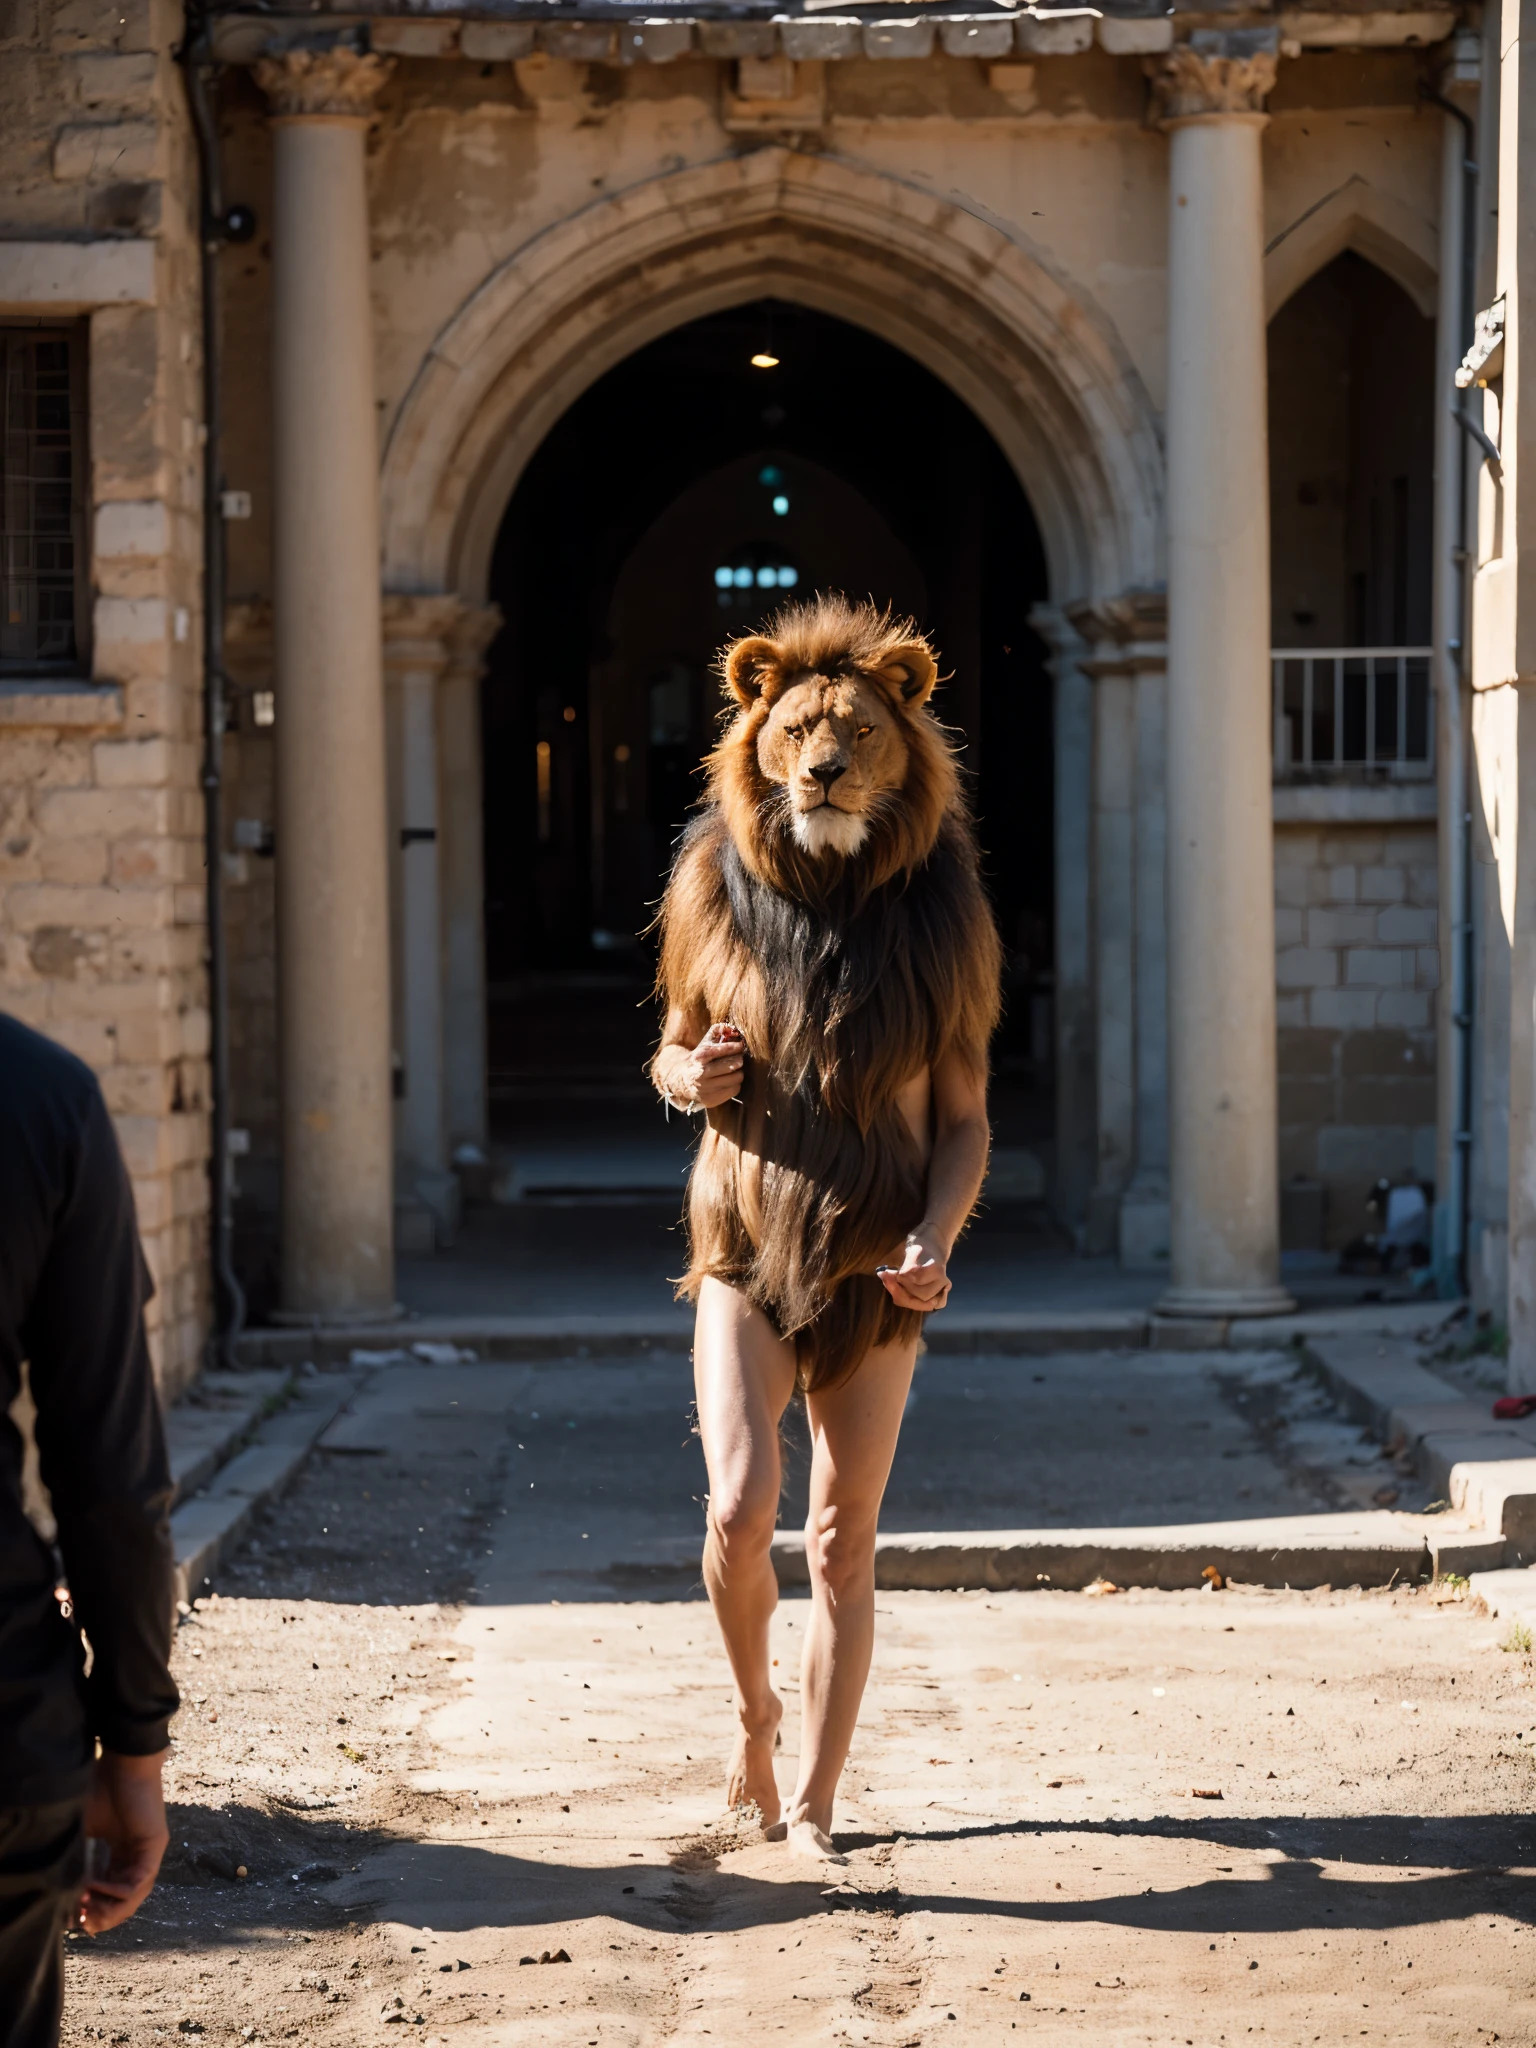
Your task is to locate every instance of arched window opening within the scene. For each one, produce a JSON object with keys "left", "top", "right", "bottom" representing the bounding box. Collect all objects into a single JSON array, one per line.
[{"left": 1268, "top": 251, "right": 1435, "bottom": 782}]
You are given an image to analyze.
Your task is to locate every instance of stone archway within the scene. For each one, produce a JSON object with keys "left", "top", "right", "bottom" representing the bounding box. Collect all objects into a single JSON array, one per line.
[{"left": 379, "top": 146, "right": 1166, "bottom": 611}]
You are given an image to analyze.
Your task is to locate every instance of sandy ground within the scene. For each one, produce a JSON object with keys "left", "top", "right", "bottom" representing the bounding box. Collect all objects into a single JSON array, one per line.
[{"left": 63, "top": 1350, "right": 1536, "bottom": 2047}]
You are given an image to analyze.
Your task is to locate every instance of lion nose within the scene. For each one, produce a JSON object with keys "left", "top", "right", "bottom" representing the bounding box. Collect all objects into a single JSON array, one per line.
[{"left": 807, "top": 759, "right": 846, "bottom": 790}]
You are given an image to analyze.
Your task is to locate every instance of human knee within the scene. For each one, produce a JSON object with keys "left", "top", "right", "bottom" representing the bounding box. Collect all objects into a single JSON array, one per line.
[
  {"left": 708, "top": 1479, "right": 779, "bottom": 1559},
  {"left": 807, "top": 1503, "right": 877, "bottom": 1597}
]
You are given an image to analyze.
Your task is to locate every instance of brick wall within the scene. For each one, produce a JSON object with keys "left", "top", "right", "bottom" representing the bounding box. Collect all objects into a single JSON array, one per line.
[
  {"left": 1273, "top": 807, "right": 1438, "bottom": 1249},
  {"left": 0, "top": 0, "right": 208, "bottom": 1395}
]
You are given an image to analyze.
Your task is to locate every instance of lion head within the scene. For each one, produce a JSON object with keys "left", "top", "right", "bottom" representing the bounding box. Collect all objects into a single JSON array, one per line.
[{"left": 707, "top": 595, "right": 960, "bottom": 895}]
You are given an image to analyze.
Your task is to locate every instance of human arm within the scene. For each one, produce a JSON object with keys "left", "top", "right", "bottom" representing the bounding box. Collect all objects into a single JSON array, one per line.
[
  {"left": 878, "top": 1046, "right": 990, "bottom": 1314},
  {"left": 651, "top": 1005, "right": 746, "bottom": 1112},
  {"left": 20, "top": 1079, "right": 178, "bottom": 1925}
]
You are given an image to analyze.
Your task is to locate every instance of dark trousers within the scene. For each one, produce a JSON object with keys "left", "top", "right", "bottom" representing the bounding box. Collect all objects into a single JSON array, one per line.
[{"left": 0, "top": 1801, "right": 84, "bottom": 2048}]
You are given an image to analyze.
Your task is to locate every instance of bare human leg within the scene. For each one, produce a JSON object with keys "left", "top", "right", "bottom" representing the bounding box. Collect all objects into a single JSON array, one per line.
[
  {"left": 785, "top": 1334, "right": 918, "bottom": 1862},
  {"left": 693, "top": 1276, "right": 799, "bottom": 1833}
]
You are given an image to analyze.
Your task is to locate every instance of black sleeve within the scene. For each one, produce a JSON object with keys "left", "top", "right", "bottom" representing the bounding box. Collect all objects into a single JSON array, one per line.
[{"left": 21, "top": 1082, "right": 179, "bottom": 1758}]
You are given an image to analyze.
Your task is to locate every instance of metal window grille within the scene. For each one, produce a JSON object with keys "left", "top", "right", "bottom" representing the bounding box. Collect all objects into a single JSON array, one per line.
[
  {"left": 1, "top": 328, "right": 87, "bottom": 674},
  {"left": 1271, "top": 648, "right": 1434, "bottom": 782}
]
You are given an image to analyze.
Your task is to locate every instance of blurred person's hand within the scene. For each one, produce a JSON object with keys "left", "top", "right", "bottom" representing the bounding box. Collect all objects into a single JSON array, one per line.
[{"left": 79, "top": 1748, "right": 169, "bottom": 1933}]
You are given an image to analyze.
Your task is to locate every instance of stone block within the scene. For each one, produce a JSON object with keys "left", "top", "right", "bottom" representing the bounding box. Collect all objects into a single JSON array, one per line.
[
  {"left": 863, "top": 19, "right": 934, "bottom": 57},
  {"left": 1339, "top": 1028, "right": 1427, "bottom": 1078},
  {"left": 46, "top": 1014, "right": 117, "bottom": 1065},
  {"left": 1273, "top": 905, "right": 1304, "bottom": 947},
  {"left": 35, "top": 785, "right": 170, "bottom": 837},
  {"left": 101, "top": 1061, "right": 172, "bottom": 1115},
  {"left": 1274, "top": 993, "right": 1307, "bottom": 1028},
  {"left": 94, "top": 595, "right": 166, "bottom": 649},
  {"left": 1376, "top": 904, "right": 1436, "bottom": 945},
  {"left": 1306, "top": 905, "right": 1376, "bottom": 946},
  {"left": 49, "top": 0, "right": 147, "bottom": 49},
  {"left": 370, "top": 17, "right": 459, "bottom": 55},
  {"left": 73, "top": 49, "right": 157, "bottom": 105},
  {"left": 1277, "top": 1026, "right": 1337, "bottom": 1076},
  {"left": 94, "top": 498, "right": 168, "bottom": 558},
  {"left": 1405, "top": 862, "right": 1439, "bottom": 906},
  {"left": 112, "top": 1112, "right": 168, "bottom": 1176},
  {"left": 1017, "top": 9, "right": 1096, "bottom": 53},
  {"left": 27, "top": 924, "right": 100, "bottom": 977},
  {"left": 779, "top": 17, "right": 860, "bottom": 59},
  {"left": 1098, "top": 13, "right": 1173, "bottom": 51},
  {"left": 1325, "top": 865, "right": 1357, "bottom": 902},
  {"left": 1276, "top": 945, "right": 1338, "bottom": 989},
  {"left": 53, "top": 120, "right": 160, "bottom": 182},
  {"left": 1344, "top": 948, "right": 1411, "bottom": 987},
  {"left": 110, "top": 834, "right": 178, "bottom": 884},
  {"left": 540, "top": 22, "right": 613, "bottom": 60},
  {"left": 1308, "top": 987, "right": 1376, "bottom": 1031},
  {"left": 88, "top": 307, "right": 161, "bottom": 495},
  {"left": 939, "top": 17, "right": 1015, "bottom": 57},
  {"left": 1274, "top": 862, "right": 1310, "bottom": 909},
  {"left": 1316, "top": 1123, "right": 1417, "bottom": 1179},
  {"left": 459, "top": 20, "right": 534, "bottom": 60},
  {"left": 618, "top": 20, "right": 693, "bottom": 61},
  {"left": 1337, "top": 1076, "right": 1436, "bottom": 1128},
  {"left": 1374, "top": 990, "right": 1431, "bottom": 1029},
  {"left": 39, "top": 838, "right": 108, "bottom": 884},
  {"left": 1279, "top": 1075, "right": 1334, "bottom": 1123},
  {"left": 1415, "top": 947, "right": 1441, "bottom": 989},
  {"left": 1358, "top": 864, "right": 1407, "bottom": 904},
  {"left": 93, "top": 736, "right": 175, "bottom": 786}
]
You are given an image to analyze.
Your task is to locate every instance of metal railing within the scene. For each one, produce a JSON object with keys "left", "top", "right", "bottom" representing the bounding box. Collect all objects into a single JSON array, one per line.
[{"left": 1271, "top": 647, "right": 1435, "bottom": 781}]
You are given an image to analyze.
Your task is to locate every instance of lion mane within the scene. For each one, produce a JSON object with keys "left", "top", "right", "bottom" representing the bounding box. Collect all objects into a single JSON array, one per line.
[{"left": 652, "top": 595, "right": 1002, "bottom": 1393}]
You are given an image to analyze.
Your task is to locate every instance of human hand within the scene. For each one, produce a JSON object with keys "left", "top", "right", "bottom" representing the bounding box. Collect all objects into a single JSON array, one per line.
[
  {"left": 78, "top": 1749, "right": 169, "bottom": 1935},
  {"left": 660, "top": 1022, "right": 746, "bottom": 1111},
  {"left": 877, "top": 1230, "right": 952, "bottom": 1313}
]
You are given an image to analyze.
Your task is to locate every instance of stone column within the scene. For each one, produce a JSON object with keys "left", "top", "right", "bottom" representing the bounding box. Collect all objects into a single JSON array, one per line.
[
  {"left": 1073, "top": 595, "right": 1172, "bottom": 1267},
  {"left": 1085, "top": 650, "right": 1137, "bottom": 1256},
  {"left": 1152, "top": 33, "right": 1293, "bottom": 1316},
  {"left": 1030, "top": 605, "right": 1096, "bottom": 1232},
  {"left": 382, "top": 595, "right": 459, "bottom": 1245},
  {"left": 256, "top": 47, "right": 397, "bottom": 1321},
  {"left": 441, "top": 604, "right": 502, "bottom": 1162}
]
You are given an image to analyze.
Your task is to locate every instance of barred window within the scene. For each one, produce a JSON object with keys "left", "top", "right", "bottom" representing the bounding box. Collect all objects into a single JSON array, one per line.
[{"left": 1, "top": 327, "right": 89, "bottom": 675}]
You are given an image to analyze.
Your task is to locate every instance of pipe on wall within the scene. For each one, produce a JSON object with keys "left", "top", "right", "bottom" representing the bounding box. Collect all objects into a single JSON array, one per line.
[{"left": 180, "top": 16, "right": 248, "bottom": 1369}]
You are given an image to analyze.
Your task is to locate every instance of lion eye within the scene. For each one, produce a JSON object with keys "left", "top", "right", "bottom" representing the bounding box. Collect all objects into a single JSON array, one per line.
[{"left": 856, "top": 725, "right": 873, "bottom": 739}]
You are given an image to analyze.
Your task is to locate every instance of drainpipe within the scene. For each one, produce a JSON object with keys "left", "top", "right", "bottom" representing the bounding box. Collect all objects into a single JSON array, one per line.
[
  {"left": 181, "top": 17, "right": 248, "bottom": 1368},
  {"left": 1424, "top": 57, "right": 1479, "bottom": 1299}
]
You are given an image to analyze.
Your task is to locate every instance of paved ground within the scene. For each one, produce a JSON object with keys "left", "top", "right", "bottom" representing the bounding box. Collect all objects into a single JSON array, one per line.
[{"left": 63, "top": 1348, "right": 1536, "bottom": 2046}]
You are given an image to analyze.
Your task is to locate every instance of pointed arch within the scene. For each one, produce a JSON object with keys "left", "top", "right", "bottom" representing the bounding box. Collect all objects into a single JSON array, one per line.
[
  {"left": 378, "top": 147, "right": 1164, "bottom": 609},
  {"left": 1265, "top": 173, "right": 1439, "bottom": 321}
]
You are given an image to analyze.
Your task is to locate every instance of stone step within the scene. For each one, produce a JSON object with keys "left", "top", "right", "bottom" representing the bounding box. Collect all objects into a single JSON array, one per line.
[{"left": 170, "top": 1372, "right": 359, "bottom": 1605}]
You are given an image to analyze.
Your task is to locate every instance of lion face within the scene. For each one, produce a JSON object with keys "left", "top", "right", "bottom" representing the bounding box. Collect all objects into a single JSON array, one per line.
[
  {"left": 757, "top": 673, "right": 910, "bottom": 857},
  {"left": 708, "top": 597, "right": 957, "bottom": 895}
]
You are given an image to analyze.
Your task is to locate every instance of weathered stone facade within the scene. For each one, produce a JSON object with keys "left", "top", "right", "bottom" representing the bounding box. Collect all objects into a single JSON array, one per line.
[
  {"left": 1, "top": 0, "right": 207, "bottom": 1393},
  {"left": 4, "top": 0, "right": 1504, "bottom": 1365}
]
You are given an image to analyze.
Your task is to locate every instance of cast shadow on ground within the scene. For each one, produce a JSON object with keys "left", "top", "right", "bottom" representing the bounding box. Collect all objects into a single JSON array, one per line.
[{"left": 99, "top": 1801, "right": 1536, "bottom": 1959}]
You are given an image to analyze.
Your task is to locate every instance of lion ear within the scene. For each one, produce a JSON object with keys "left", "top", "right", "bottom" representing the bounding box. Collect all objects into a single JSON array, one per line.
[
  {"left": 723, "top": 636, "right": 783, "bottom": 705},
  {"left": 876, "top": 642, "right": 938, "bottom": 705}
]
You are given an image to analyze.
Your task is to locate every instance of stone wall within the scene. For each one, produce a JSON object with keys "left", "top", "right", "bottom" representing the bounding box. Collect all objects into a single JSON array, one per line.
[
  {"left": 1273, "top": 799, "right": 1438, "bottom": 1250},
  {"left": 0, "top": 0, "right": 208, "bottom": 1395}
]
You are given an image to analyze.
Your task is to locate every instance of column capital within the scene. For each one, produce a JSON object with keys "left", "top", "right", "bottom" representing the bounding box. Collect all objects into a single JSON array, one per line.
[
  {"left": 1148, "top": 32, "right": 1278, "bottom": 125},
  {"left": 255, "top": 44, "right": 394, "bottom": 120},
  {"left": 1067, "top": 589, "right": 1168, "bottom": 675},
  {"left": 382, "top": 593, "right": 500, "bottom": 682}
]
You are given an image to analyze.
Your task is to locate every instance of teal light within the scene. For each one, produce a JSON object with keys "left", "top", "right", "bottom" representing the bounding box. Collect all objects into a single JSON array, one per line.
[{"left": 772, "top": 494, "right": 789, "bottom": 516}]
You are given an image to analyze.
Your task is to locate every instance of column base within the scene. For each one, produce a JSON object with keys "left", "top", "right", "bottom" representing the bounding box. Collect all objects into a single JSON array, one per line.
[
  {"left": 1154, "top": 1283, "right": 1297, "bottom": 1320},
  {"left": 270, "top": 1301, "right": 408, "bottom": 1328}
]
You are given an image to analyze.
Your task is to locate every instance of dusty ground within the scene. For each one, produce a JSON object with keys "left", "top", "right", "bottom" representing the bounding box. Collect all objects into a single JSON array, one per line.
[{"left": 63, "top": 1351, "right": 1536, "bottom": 2047}]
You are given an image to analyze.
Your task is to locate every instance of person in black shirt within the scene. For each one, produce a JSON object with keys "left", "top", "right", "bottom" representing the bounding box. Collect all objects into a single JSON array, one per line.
[{"left": 0, "top": 1011, "right": 179, "bottom": 2048}]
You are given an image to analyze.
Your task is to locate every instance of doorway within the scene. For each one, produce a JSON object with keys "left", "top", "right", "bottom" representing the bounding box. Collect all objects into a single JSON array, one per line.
[{"left": 482, "top": 299, "right": 1050, "bottom": 1124}]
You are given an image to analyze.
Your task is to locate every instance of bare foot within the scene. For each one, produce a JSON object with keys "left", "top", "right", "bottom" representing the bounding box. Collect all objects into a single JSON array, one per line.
[
  {"left": 727, "top": 1695, "right": 783, "bottom": 1832},
  {"left": 786, "top": 1815, "right": 848, "bottom": 1865}
]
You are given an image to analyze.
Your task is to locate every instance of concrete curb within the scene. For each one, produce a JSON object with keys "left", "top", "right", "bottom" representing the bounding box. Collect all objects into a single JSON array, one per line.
[
  {"left": 1303, "top": 1333, "right": 1536, "bottom": 1572},
  {"left": 759, "top": 1511, "right": 1501, "bottom": 1592},
  {"left": 230, "top": 1298, "right": 1467, "bottom": 1367},
  {"left": 170, "top": 1372, "right": 360, "bottom": 1604}
]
